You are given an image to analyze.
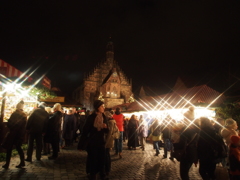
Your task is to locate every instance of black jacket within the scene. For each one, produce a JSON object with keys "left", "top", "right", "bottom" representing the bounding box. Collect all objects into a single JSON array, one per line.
[
  {"left": 79, "top": 112, "right": 109, "bottom": 148},
  {"left": 179, "top": 127, "right": 199, "bottom": 163},
  {"left": 26, "top": 107, "right": 49, "bottom": 134},
  {"left": 44, "top": 111, "right": 62, "bottom": 143},
  {"left": 197, "top": 126, "right": 216, "bottom": 160}
]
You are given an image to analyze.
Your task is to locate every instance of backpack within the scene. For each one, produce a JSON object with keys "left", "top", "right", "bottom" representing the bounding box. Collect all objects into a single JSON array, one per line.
[{"left": 212, "top": 132, "right": 228, "bottom": 163}]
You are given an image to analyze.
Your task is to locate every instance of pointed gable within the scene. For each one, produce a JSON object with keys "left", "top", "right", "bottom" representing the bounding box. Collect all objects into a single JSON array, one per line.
[
  {"left": 173, "top": 77, "right": 187, "bottom": 91},
  {"left": 139, "top": 86, "right": 146, "bottom": 98}
]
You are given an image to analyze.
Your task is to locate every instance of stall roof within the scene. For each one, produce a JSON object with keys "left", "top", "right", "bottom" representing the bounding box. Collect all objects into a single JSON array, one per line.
[{"left": 113, "top": 85, "right": 225, "bottom": 112}]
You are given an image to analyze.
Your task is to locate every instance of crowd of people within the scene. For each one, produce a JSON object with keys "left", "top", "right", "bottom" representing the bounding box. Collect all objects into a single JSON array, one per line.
[
  {"left": 1, "top": 101, "right": 240, "bottom": 180},
  {"left": 1, "top": 101, "right": 87, "bottom": 168}
]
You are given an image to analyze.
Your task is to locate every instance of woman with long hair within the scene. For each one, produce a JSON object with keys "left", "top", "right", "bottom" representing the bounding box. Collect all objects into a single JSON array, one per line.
[{"left": 127, "top": 114, "right": 139, "bottom": 150}]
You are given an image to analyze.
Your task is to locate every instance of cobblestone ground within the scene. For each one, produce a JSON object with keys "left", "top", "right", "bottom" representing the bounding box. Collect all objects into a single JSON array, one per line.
[{"left": 0, "top": 142, "right": 229, "bottom": 180}]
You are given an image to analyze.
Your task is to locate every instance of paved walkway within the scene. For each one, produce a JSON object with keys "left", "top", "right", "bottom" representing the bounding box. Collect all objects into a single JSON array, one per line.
[{"left": 0, "top": 142, "right": 230, "bottom": 180}]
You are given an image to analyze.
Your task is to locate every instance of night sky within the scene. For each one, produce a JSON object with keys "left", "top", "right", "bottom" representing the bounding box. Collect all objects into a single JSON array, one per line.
[{"left": 1, "top": 1, "right": 240, "bottom": 96}]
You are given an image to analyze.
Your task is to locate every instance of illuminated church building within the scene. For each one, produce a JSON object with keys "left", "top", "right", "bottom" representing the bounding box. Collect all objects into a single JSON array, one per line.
[{"left": 74, "top": 40, "right": 134, "bottom": 110}]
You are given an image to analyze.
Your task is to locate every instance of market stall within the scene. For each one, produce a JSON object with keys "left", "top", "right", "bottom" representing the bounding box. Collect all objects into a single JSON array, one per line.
[
  {"left": 122, "top": 106, "right": 216, "bottom": 124},
  {"left": 0, "top": 81, "right": 38, "bottom": 122}
]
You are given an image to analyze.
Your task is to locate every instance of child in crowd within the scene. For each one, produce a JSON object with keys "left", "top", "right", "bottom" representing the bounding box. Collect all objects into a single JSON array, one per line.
[{"left": 228, "top": 135, "right": 240, "bottom": 180}]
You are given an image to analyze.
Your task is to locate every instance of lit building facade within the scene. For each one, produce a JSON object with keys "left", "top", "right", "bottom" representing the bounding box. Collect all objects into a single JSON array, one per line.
[{"left": 73, "top": 40, "right": 134, "bottom": 110}]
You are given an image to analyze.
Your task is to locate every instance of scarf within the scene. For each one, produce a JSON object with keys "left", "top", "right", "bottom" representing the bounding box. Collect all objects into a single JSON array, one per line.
[{"left": 94, "top": 113, "right": 103, "bottom": 131}]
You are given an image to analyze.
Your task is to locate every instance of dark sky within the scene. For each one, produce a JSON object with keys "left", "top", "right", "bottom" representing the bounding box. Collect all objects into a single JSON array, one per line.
[{"left": 1, "top": 0, "right": 240, "bottom": 96}]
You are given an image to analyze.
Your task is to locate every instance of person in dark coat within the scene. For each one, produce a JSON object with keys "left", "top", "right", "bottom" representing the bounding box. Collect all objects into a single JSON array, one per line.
[
  {"left": 161, "top": 123, "right": 173, "bottom": 159},
  {"left": 197, "top": 117, "right": 218, "bottom": 180},
  {"left": 62, "top": 109, "right": 75, "bottom": 148},
  {"left": 1, "top": 101, "right": 27, "bottom": 169},
  {"left": 123, "top": 116, "right": 128, "bottom": 142},
  {"left": 25, "top": 102, "right": 49, "bottom": 162},
  {"left": 42, "top": 107, "right": 52, "bottom": 155},
  {"left": 179, "top": 122, "right": 199, "bottom": 180},
  {"left": 44, "top": 103, "right": 62, "bottom": 160},
  {"left": 149, "top": 118, "right": 162, "bottom": 156},
  {"left": 127, "top": 114, "right": 139, "bottom": 150},
  {"left": 78, "top": 100, "right": 109, "bottom": 180},
  {"left": 71, "top": 107, "right": 79, "bottom": 143},
  {"left": 79, "top": 112, "right": 86, "bottom": 134}
]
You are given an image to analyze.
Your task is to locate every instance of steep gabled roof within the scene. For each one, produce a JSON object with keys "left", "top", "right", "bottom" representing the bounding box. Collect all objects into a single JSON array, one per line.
[{"left": 134, "top": 86, "right": 166, "bottom": 99}]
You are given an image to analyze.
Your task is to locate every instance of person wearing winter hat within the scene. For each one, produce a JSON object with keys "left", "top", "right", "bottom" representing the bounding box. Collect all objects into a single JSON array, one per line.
[
  {"left": 78, "top": 100, "right": 109, "bottom": 180},
  {"left": 1, "top": 101, "right": 27, "bottom": 169},
  {"left": 228, "top": 135, "right": 240, "bottom": 178},
  {"left": 221, "top": 118, "right": 238, "bottom": 146}
]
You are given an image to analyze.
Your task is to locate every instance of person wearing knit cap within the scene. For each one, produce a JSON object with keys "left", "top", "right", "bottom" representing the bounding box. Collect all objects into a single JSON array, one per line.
[
  {"left": 221, "top": 118, "right": 238, "bottom": 146},
  {"left": 229, "top": 135, "right": 240, "bottom": 178},
  {"left": 78, "top": 100, "right": 109, "bottom": 180},
  {"left": 1, "top": 101, "right": 27, "bottom": 169}
]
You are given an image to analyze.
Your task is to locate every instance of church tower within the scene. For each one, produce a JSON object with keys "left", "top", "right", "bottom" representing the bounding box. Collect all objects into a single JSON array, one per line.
[{"left": 77, "top": 39, "right": 134, "bottom": 110}]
